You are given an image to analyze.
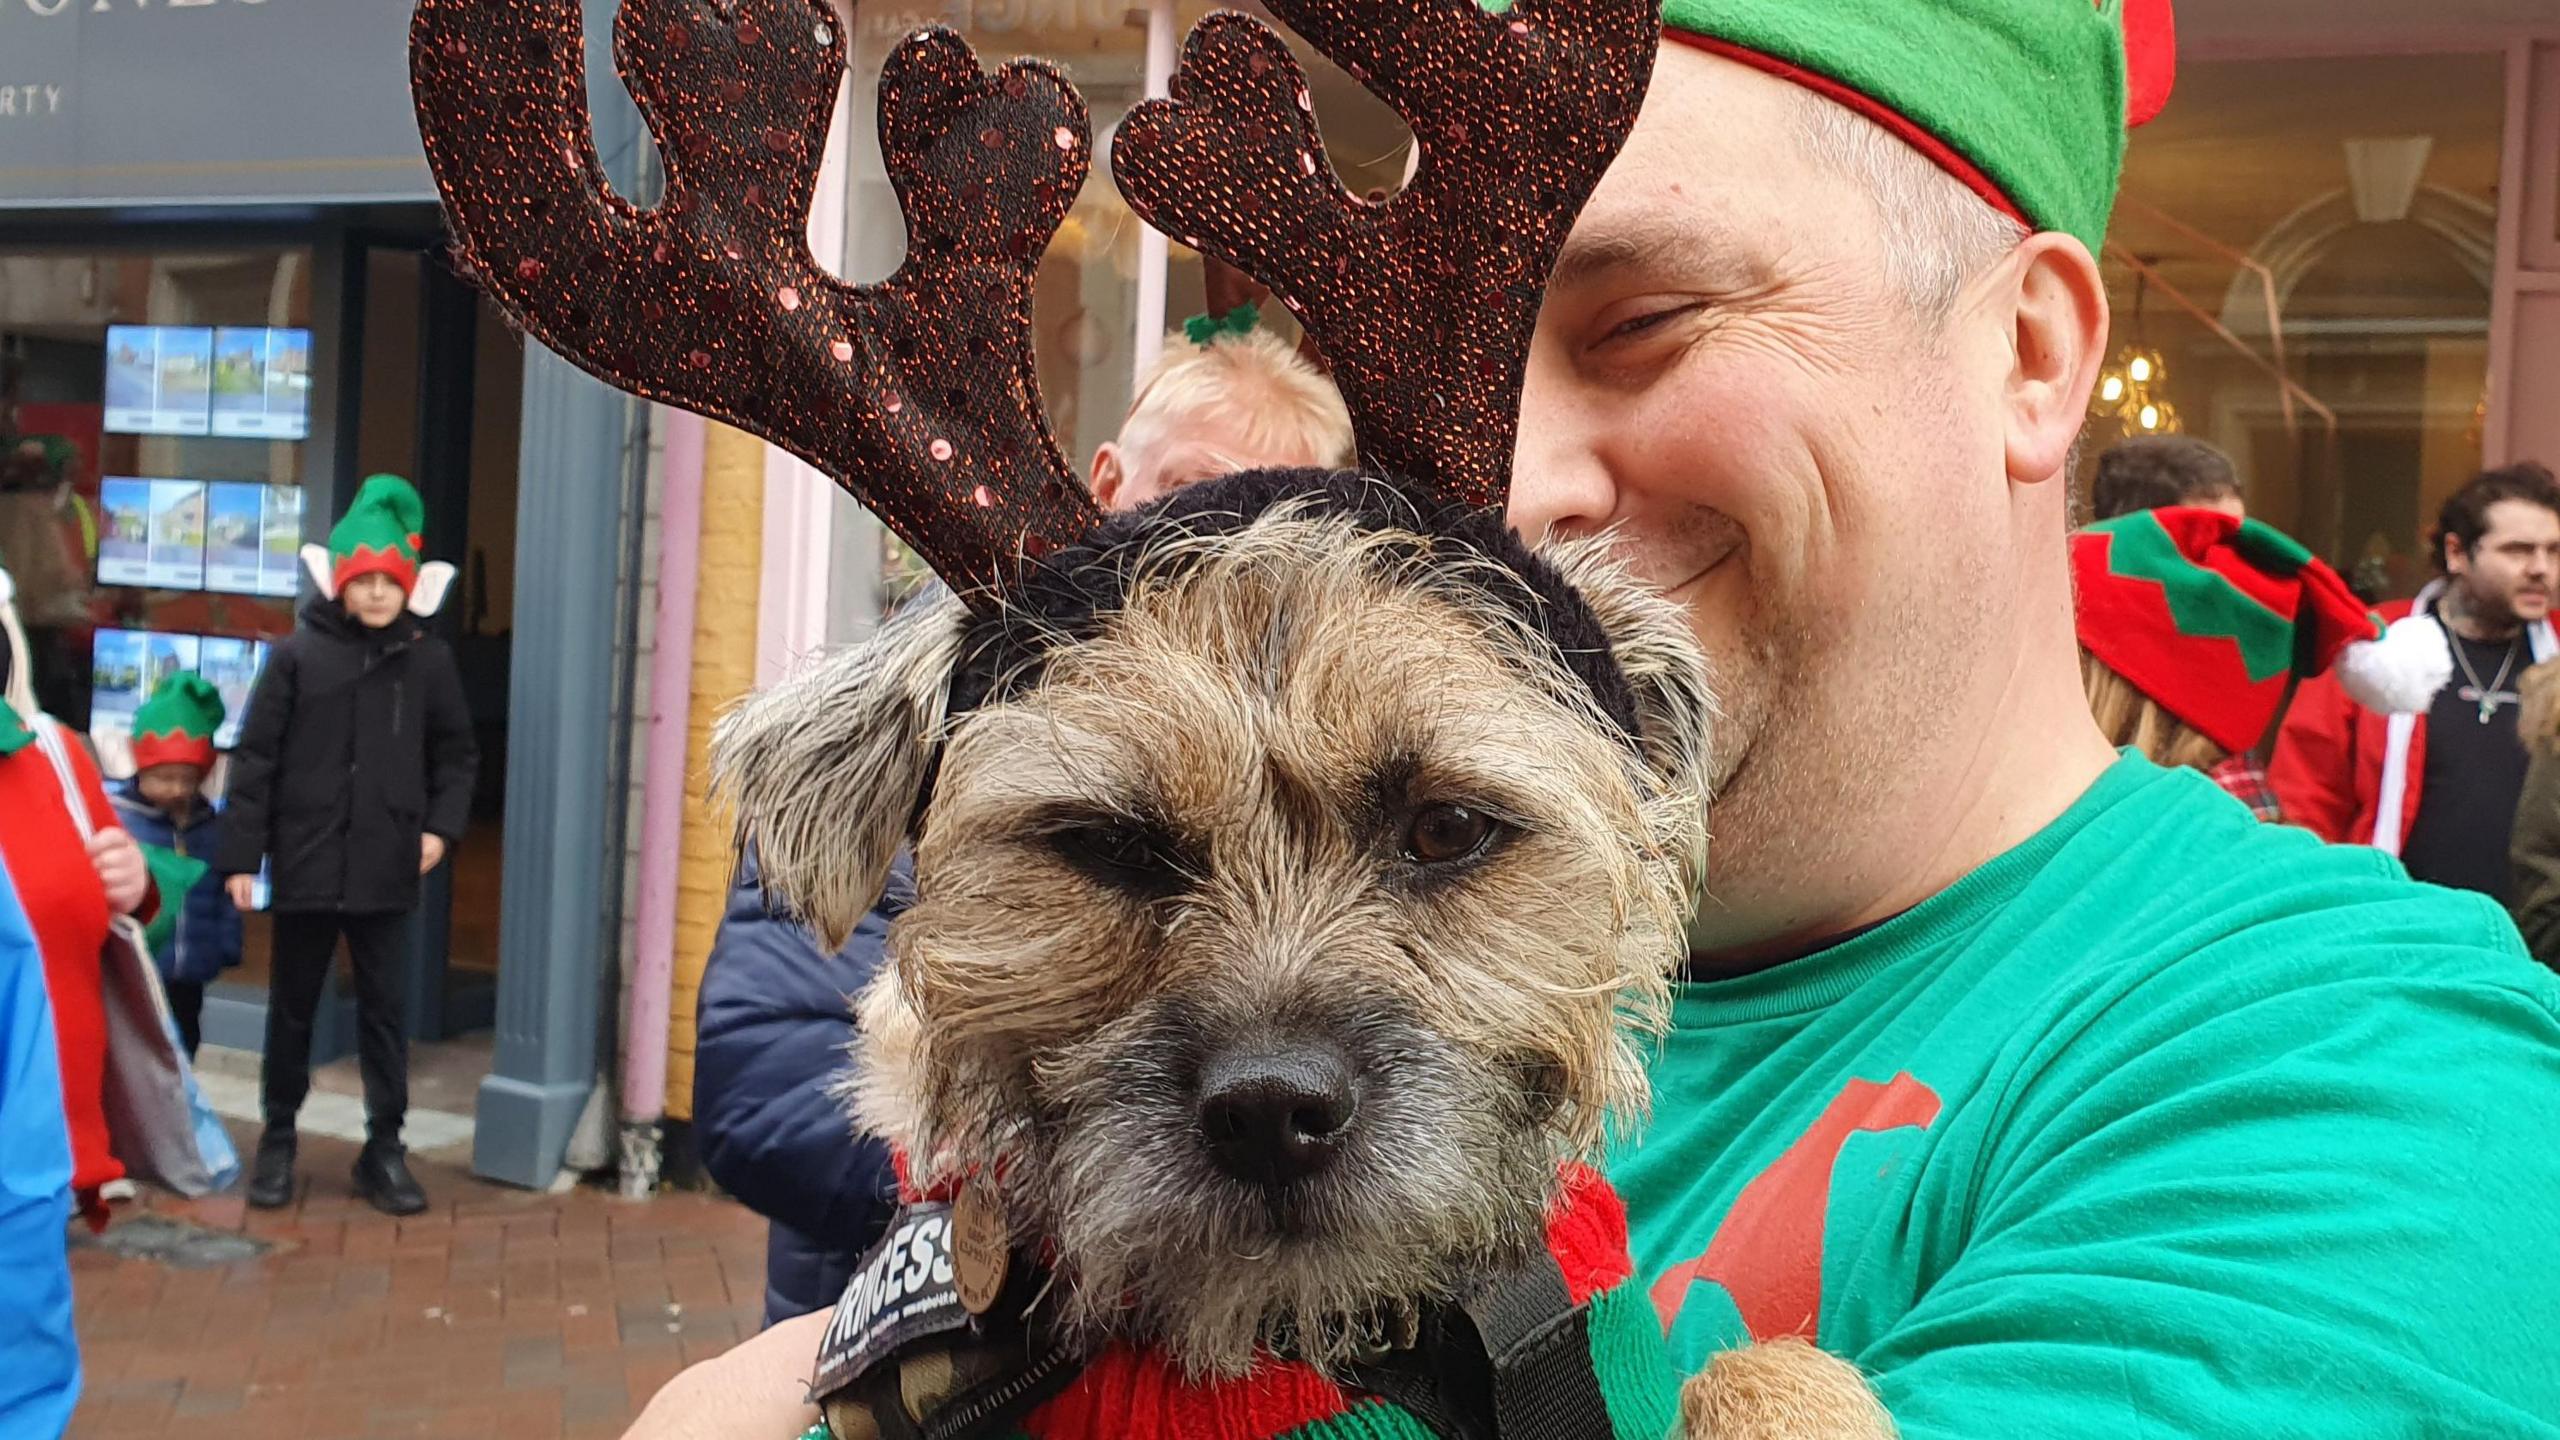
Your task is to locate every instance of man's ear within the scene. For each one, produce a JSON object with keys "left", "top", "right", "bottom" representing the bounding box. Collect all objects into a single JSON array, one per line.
[
  {"left": 1998, "top": 232, "right": 2110, "bottom": 488},
  {"left": 710, "top": 585, "right": 970, "bottom": 950},
  {"left": 1090, "top": 442, "right": 1127, "bottom": 512}
]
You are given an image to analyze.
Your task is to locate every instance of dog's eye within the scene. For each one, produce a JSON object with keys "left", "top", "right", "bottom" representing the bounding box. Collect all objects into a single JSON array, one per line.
[
  {"left": 1403, "top": 804, "right": 1500, "bottom": 864},
  {"left": 1045, "top": 820, "right": 1191, "bottom": 898}
]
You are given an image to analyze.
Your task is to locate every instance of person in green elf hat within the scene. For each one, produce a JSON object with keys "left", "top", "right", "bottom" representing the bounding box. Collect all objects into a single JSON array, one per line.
[
  {"left": 214, "top": 474, "right": 477, "bottom": 1218},
  {"left": 1496, "top": 0, "right": 2560, "bottom": 1434},
  {"left": 102, "top": 671, "right": 244, "bottom": 1059}
]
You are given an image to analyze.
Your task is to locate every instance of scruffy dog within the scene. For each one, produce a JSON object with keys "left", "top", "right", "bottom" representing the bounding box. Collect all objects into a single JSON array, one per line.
[{"left": 717, "top": 472, "right": 1895, "bottom": 1438}]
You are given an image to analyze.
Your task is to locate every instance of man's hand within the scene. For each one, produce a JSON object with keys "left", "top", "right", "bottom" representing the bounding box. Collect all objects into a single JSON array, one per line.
[
  {"left": 227, "top": 874, "right": 260, "bottom": 913},
  {"left": 421, "top": 834, "right": 448, "bottom": 876},
  {"left": 621, "top": 1310, "right": 824, "bottom": 1440},
  {"left": 89, "top": 829, "right": 147, "bottom": 915}
]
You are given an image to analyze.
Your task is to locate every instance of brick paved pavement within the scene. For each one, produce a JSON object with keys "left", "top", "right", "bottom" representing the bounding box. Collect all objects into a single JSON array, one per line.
[{"left": 65, "top": 1122, "right": 771, "bottom": 1440}]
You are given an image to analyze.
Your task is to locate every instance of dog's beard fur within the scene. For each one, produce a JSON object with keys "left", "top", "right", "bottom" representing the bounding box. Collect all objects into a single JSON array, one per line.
[
  {"left": 1026, "top": 989, "right": 1557, "bottom": 1375},
  {"left": 734, "top": 492, "right": 1712, "bottom": 1380}
]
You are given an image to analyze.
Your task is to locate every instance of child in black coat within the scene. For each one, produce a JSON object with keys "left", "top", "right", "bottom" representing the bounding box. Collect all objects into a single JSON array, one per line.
[{"left": 216, "top": 475, "right": 478, "bottom": 1216}]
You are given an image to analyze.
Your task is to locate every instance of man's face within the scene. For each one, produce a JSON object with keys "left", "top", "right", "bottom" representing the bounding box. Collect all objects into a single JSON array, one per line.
[
  {"left": 138, "top": 763, "right": 203, "bottom": 812},
  {"left": 2193, "top": 492, "right": 2246, "bottom": 521},
  {"left": 1092, "top": 407, "right": 1332, "bottom": 514},
  {"left": 2449, "top": 499, "right": 2560, "bottom": 628},
  {"left": 342, "top": 572, "right": 409, "bottom": 629},
  {"left": 1511, "top": 47, "right": 2035, "bottom": 945}
]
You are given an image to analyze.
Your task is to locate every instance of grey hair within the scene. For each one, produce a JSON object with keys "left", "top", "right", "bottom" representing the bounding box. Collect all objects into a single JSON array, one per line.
[{"left": 1790, "top": 89, "right": 2031, "bottom": 316}]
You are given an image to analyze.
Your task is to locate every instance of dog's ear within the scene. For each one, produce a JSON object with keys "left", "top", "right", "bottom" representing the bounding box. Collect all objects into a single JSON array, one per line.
[
  {"left": 1542, "top": 536, "right": 1716, "bottom": 879},
  {"left": 711, "top": 585, "right": 970, "bottom": 949},
  {"left": 1543, "top": 537, "right": 1716, "bottom": 796}
]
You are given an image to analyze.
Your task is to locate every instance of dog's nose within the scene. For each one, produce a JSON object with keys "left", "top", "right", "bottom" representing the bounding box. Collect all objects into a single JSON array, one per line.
[{"left": 1197, "top": 1043, "right": 1359, "bottom": 1186}]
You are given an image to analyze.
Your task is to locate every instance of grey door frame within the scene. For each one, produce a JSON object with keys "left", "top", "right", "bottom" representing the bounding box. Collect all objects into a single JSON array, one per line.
[{"left": 470, "top": 3, "right": 653, "bottom": 1189}]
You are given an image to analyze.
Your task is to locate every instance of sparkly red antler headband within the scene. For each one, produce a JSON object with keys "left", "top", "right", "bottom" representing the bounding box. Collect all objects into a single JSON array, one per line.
[
  {"left": 410, "top": 0, "right": 1658, "bottom": 597},
  {"left": 409, "top": 0, "right": 1099, "bottom": 604},
  {"left": 1111, "top": 0, "right": 1659, "bottom": 509}
]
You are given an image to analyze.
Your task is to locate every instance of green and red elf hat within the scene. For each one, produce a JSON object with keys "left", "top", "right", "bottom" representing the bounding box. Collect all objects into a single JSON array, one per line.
[
  {"left": 328, "top": 473, "right": 428, "bottom": 596},
  {"left": 2074, "top": 507, "right": 2450, "bottom": 754},
  {"left": 1661, "top": 0, "right": 2178, "bottom": 252},
  {"left": 130, "top": 670, "right": 225, "bottom": 774}
]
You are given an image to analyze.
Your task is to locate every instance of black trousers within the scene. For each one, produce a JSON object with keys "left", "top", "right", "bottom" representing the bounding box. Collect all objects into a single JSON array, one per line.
[
  {"left": 261, "top": 910, "right": 410, "bottom": 1145},
  {"left": 165, "top": 979, "right": 205, "bottom": 1060}
]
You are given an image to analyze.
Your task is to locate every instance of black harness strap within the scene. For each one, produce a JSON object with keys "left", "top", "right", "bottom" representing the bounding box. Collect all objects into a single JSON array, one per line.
[
  {"left": 1347, "top": 1248, "right": 1619, "bottom": 1440},
  {"left": 1459, "top": 1251, "right": 1613, "bottom": 1440}
]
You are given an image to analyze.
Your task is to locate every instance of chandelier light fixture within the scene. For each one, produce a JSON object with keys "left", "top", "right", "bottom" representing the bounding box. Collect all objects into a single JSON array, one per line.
[{"left": 2091, "top": 274, "right": 2180, "bottom": 435}]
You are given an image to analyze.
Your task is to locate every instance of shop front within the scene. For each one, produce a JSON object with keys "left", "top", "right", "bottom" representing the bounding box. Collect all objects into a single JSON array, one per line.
[
  {"left": 0, "top": 0, "right": 642, "bottom": 1187},
  {"left": 2075, "top": 6, "right": 2559, "bottom": 589}
]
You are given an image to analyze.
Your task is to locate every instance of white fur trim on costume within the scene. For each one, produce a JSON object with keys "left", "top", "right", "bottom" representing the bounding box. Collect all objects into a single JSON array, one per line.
[
  {"left": 408, "top": 560, "right": 456, "bottom": 617},
  {"left": 0, "top": 561, "right": 35, "bottom": 726},
  {"left": 2373, "top": 711, "right": 2417, "bottom": 856},
  {"left": 301, "top": 543, "right": 336, "bottom": 600},
  {"left": 2337, "top": 613, "right": 2454, "bottom": 716}
]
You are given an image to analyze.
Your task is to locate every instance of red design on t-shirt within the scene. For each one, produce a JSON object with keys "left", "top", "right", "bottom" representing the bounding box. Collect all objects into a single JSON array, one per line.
[{"left": 1650, "top": 1073, "right": 1941, "bottom": 1342}]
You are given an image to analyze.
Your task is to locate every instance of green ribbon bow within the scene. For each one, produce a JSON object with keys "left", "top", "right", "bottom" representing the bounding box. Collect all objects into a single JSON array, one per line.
[{"left": 1182, "top": 304, "right": 1261, "bottom": 347}]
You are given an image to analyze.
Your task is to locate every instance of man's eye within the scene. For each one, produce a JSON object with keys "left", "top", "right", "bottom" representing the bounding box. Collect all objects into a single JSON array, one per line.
[
  {"left": 1402, "top": 803, "right": 1506, "bottom": 865},
  {"left": 1601, "top": 304, "right": 1698, "bottom": 345}
]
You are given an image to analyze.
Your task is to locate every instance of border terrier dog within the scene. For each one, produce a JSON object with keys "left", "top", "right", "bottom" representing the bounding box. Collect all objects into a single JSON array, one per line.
[{"left": 717, "top": 472, "right": 1895, "bottom": 1437}]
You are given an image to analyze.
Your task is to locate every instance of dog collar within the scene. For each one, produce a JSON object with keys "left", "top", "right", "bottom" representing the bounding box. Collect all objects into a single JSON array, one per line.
[{"left": 807, "top": 1164, "right": 1681, "bottom": 1440}]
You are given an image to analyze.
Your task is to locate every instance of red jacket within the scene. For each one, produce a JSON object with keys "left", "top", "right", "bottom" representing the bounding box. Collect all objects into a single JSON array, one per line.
[
  {"left": 0, "top": 722, "right": 128, "bottom": 1196},
  {"left": 2271, "top": 592, "right": 2552, "bottom": 851}
]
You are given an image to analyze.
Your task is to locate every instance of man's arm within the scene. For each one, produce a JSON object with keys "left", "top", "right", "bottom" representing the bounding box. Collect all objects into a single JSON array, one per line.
[
  {"left": 2266, "top": 671, "right": 2362, "bottom": 843},
  {"left": 621, "top": 1310, "right": 824, "bottom": 1440},
  {"left": 1858, "top": 907, "right": 2560, "bottom": 1439},
  {"left": 214, "top": 644, "right": 293, "bottom": 876},
  {"left": 420, "top": 641, "right": 479, "bottom": 846}
]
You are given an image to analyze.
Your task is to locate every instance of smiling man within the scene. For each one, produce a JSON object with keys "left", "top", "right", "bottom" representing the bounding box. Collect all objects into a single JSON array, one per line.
[{"left": 1512, "top": 2, "right": 2560, "bottom": 1436}]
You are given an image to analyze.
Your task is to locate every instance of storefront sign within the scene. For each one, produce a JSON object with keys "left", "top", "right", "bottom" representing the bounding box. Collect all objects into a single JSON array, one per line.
[{"left": 0, "top": 0, "right": 434, "bottom": 207}]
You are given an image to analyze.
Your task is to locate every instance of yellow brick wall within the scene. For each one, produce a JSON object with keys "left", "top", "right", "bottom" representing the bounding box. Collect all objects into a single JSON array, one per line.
[{"left": 663, "top": 424, "right": 767, "bottom": 1122}]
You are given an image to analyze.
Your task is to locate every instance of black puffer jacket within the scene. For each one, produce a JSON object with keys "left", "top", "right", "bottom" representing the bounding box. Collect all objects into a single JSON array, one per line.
[{"left": 215, "top": 598, "right": 479, "bottom": 915}]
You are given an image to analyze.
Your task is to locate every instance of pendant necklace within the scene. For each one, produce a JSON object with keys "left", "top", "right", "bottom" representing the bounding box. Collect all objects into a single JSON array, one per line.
[{"left": 2451, "top": 629, "right": 2522, "bottom": 724}]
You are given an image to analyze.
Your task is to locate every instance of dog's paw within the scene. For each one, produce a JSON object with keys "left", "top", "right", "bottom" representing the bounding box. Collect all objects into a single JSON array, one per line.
[{"left": 1677, "top": 1338, "right": 1897, "bottom": 1440}]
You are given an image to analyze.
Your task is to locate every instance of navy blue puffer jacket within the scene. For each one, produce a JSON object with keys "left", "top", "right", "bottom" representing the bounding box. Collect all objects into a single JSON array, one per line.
[{"left": 694, "top": 848, "right": 907, "bottom": 1325}]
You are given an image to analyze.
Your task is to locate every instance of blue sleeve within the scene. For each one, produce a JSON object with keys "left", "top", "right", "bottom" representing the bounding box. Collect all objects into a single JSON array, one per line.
[
  {"left": 694, "top": 850, "right": 910, "bottom": 1253},
  {"left": 0, "top": 869, "right": 81, "bottom": 1438}
]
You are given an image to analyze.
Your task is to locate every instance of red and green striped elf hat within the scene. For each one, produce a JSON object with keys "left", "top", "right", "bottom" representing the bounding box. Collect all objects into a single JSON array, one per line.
[
  {"left": 131, "top": 670, "right": 225, "bottom": 774},
  {"left": 1662, "top": 0, "right": 2179, "bottom": 252},
  {"left": 330, "top": 473, "right": 428, "bottom": 595},
  {"left": 2073, "top": 507, "right": 2444, "bottom": 755}
]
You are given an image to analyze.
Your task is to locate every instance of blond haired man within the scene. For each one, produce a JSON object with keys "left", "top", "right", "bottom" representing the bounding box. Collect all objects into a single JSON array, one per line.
[{"left": 1090, "top": 319, "right": 1354, "bottom": 511}]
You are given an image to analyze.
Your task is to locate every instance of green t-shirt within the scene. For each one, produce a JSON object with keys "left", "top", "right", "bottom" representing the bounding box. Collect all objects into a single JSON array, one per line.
[{"left": 1611, "top": 755, "right": 2560, "bottom": 1437}]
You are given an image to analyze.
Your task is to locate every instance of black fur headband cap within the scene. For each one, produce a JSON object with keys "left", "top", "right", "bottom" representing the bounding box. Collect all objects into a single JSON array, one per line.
[{"left": 943, "top": 468, "right": 1644, "bottom": 744}]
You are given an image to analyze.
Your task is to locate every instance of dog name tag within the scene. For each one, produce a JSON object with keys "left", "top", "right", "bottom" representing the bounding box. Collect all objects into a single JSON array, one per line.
[
  {"left": 809, "top": 1202, "right": 971, "bottom": 1406},
  {"left": 950, "top": 1182, "right": 1010, "bottom": 1317}
]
